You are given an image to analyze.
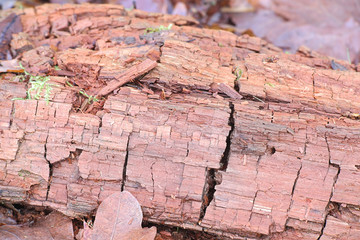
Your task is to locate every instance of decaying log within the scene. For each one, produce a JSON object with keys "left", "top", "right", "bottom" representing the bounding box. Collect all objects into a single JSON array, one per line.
[{"left": 1, "top": 3, "right": 360, "bottom": 240}]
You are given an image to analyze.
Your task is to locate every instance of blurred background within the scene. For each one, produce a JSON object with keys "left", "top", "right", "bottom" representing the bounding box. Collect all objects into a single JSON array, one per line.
[{"left": 2, "top": 0, "right": 360, "bottom": 63}]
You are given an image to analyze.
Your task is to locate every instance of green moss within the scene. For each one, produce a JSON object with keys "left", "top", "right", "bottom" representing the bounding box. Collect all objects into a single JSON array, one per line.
[
  {"left": 144, "top": 24, "right": 173, "bottom": 35},
  {"left": 12, "top": 63, "right": 58, "bottom": 104}
]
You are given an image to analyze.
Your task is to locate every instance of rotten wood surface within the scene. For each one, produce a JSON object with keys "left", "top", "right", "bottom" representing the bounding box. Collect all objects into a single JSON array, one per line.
[{"left": 1, "top": 3, "right": 360, "bottom": 240}]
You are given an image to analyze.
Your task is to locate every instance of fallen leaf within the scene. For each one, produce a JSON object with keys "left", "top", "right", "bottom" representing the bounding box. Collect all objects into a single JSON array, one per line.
[
  {"left": 90, "top": 191, "right": 156, "bottom": 240},
  {"left": 0, "top": 13, "right": 22, "bottom": 60},
  {"left": 0, "top": 0, "right": 16, "bottom": 10},
  {"left": 227, "top": 0, "right": 360, "bottom": 63},
  {"left": 35, "top": 211, "right": 74, "bottom": 240},
  {"left": 0, "top": 205, "right": 17, "bottom": 225},
  {"left": 172, "top": 2, "right": 188, "bottom": 16},
  {"left": 0, "top": 210, "right": 74, "bottom": 240},
  {"left": 109, "top": 0, "right": 169, "bottom": 14},
  {"left": 0, "top": 59, "right": 22, "bottom": 73},
  {"left": 0, "top": 225, "right": 54, "bottom": 240}
]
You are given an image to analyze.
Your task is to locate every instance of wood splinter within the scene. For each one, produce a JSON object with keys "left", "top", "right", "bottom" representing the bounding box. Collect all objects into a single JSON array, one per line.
[
  {"left": 96, "top": 59, "right": 158, "bottom": 98},
  {"left": 218, "top": 83, "right": 243, "bottom": 99},
  {"left": 84, "top": 59, "right": 157, "bottom": 113}
]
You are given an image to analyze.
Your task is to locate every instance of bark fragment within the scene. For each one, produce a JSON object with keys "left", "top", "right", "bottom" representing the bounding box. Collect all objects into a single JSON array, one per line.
[{"left": 96, "top": 59, "right": 157, "bottom": 97}]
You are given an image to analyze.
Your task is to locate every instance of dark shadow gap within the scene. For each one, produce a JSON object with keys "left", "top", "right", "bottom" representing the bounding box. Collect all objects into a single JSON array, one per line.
[
  {"left": 198, "top": 101, "right": 235, "bottom": 222},
  {"left": 121, "top": 134, "right": 131, "bottom": 191}
]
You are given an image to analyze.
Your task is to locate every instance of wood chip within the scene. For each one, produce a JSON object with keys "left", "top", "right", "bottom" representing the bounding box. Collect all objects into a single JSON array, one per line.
[{"left": 218, "top": 83, "right": 243, "bottom": 99}]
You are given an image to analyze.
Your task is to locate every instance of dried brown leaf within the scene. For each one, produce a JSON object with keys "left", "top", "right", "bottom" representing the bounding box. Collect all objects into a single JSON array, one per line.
[
  {"left": 35, "top": 211, "right": 74, "bottom": 240},
  {"left": 90, "top": 191, "right": 156, "bottom": 240},
  {"left": 0, "top": 59, "right": 21, "bottom": 73},
  {"left": 0, "top": 210, "right": 73, "bottom": 240}
]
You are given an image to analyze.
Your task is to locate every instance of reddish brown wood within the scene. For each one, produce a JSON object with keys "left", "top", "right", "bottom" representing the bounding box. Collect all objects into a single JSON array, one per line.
[
  {"left": 1, "top": 4, "right": 360, "bottom": 240},
  {"left": 96, "top": 59, "right": 157, "bottom": 97},
  {"left": 217, "top": 83, "right": 242, "bottom": 99}
]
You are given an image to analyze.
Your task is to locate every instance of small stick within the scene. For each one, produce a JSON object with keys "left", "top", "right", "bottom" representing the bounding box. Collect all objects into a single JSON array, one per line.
[{"left": 96, "top": 59, "right": 157, "bottom": 98}]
